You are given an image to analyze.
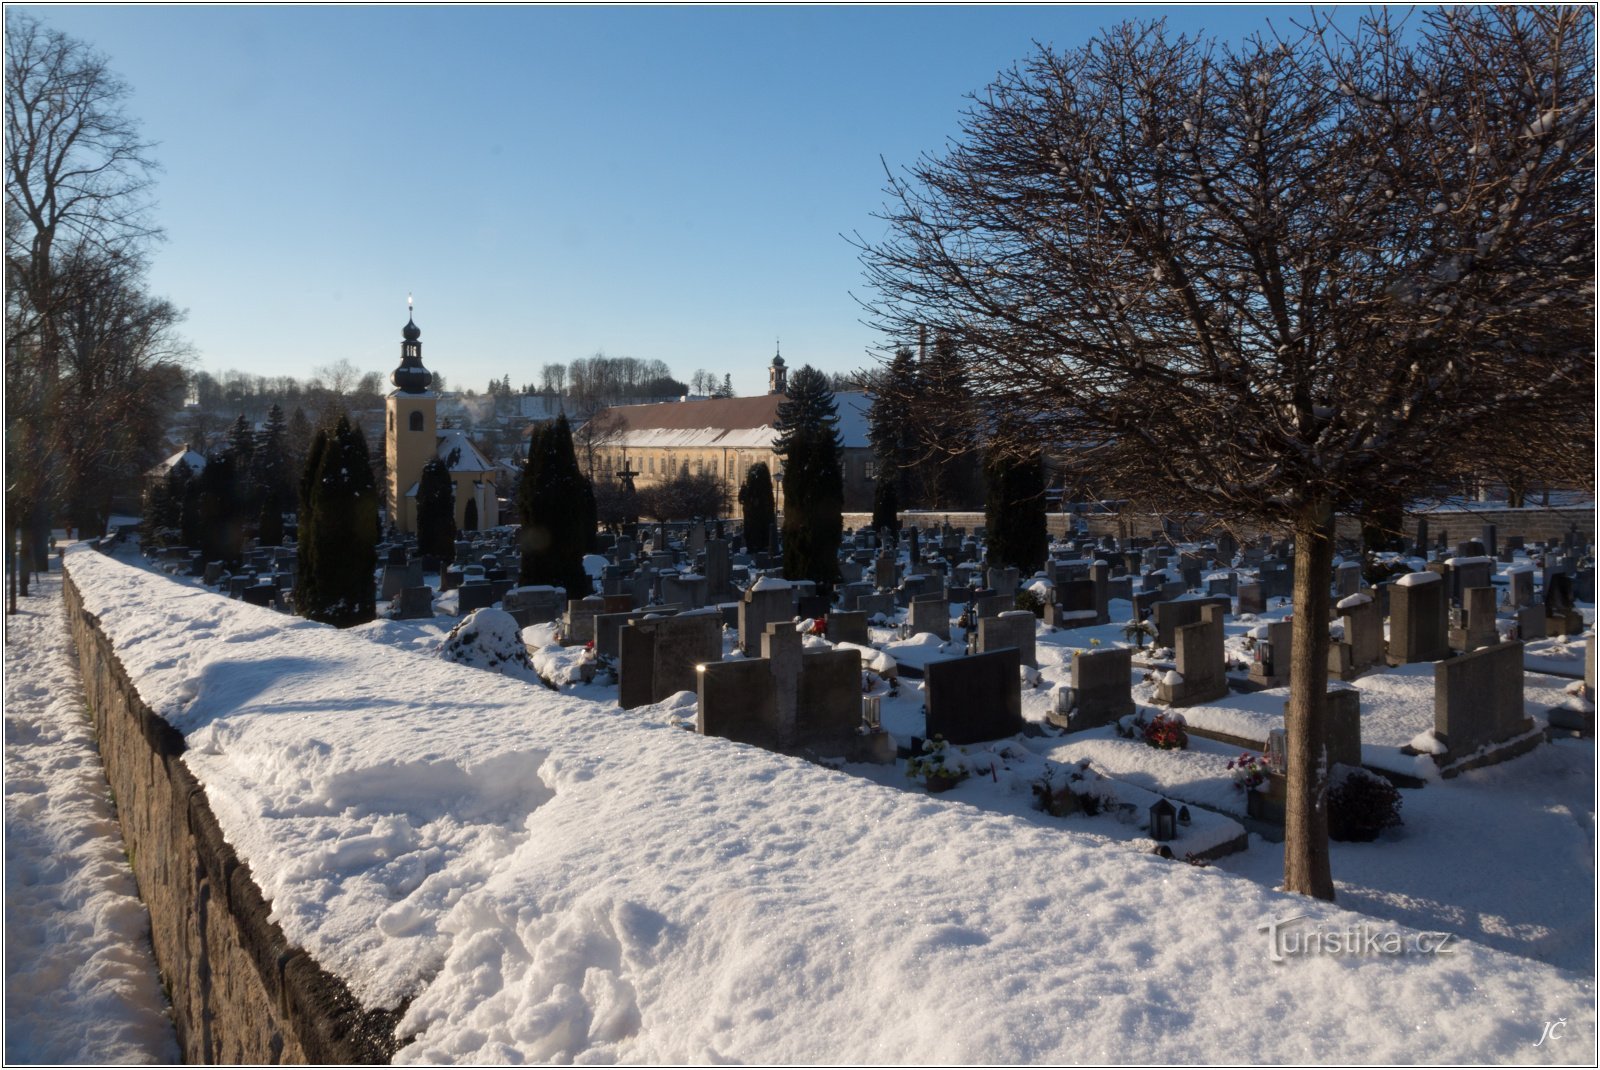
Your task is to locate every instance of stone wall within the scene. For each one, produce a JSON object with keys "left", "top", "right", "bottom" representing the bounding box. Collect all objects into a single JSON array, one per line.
[
  {"left": 63, "top": 569, "right": 402, "bottom": 1064},
  {"left": 843, "top": 506, "right": 1594, "bottom": 547}
]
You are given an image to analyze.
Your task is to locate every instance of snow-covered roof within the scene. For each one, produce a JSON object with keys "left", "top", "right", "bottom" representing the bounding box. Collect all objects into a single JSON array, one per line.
[
  {"left": 147, "top": 447, "right": 207, "bottom": 479},
  {"left": 437, "top": 429, "right": 495, "bottom": 474},
  {"left": 607, "top": 391, "right": 870, "bottom": 452}
]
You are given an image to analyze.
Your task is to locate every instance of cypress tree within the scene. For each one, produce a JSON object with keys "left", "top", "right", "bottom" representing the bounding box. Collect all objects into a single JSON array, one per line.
[
  {"left": 518, "top": 413, "right": 593, "bottom": 596},
  {"left": 984, "top": 442, "right": 1048, "bottom": 575},
  {"left": 774, "top": 365, "right": 843, "bottom": 593},
  {"left": 416, "top": 456, "right": 457, "bottom": 561},
  {"left": 296, "top": 415, "right": 379, "bottom": 627},
  {"left": 738, "top": 461, "right": 776, "bottom": 553}
]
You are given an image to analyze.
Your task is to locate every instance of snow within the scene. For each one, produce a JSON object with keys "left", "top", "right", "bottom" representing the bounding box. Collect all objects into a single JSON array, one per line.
[
  {"left": 48, "top": 545, "right": 1600, "bottom": 1063},
  {"left": 1337, "top": 592, "right": 1373, "bottom": 609},
  {"left": 749, "top": 576, "right": 791, "bottom": 592},
  {"left": 1445, "top": 555, "right": 1493, "bottom": 567},
  {"left": 5, "top": 569, "right": 180, "bottom": 1063},
  {"left": 1393, "top": 570, "right": 1441, "bottom": 587}
]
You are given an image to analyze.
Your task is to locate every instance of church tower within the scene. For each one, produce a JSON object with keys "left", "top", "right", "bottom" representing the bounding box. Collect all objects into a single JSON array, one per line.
[
  {"left": 768, "top": 343, "right": 787, "bottom": 395},
  {"left": 385, "top": 300, "right": 437, "bottom": 533}
]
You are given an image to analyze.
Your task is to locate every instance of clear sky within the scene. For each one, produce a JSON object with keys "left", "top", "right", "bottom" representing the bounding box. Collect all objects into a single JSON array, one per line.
[{"left": 18, "top": 4, "right": 1308, "bottom": 398}]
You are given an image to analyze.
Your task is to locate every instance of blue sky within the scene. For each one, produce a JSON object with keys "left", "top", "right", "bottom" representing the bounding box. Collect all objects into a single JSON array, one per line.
[{"left": 21, "top": 4, "right": 1306, "bottom": 398}]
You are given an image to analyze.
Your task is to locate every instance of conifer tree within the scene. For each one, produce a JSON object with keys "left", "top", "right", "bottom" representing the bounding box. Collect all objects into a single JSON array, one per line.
[
  {"left": 196, "top": 451, "right": 243, "bottom": 566},
  {"left": 774, "top": 365, "right": 843, "bottom": 592},
  {"left": 984, "top": 439, "right": 1048, "bottom": 575},
  {"left": 416, "top": 456, "right": 456, "bottom": 561},
  {"left": 870, "top": 475, "right": 901, "bottom": 538},
  {"left": 867, "top": 345, "right": 922, "bottom": 510},
  {"left": 296, "top": 415, "right": 379, "bottom": 627},
  {"left": 252, "top": 403, "right": 292, "bottom": 510},
  {"left": 517, "top": 413, "right": 593, "bottom": 596},
  {"left": 738, "top": 461, "right": 776, "bottom": 554}
]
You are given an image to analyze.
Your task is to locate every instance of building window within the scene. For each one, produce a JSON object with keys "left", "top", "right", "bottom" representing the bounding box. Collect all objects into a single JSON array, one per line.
[
  {"left": 865, "top": 459, "right": 877, "bottom": 481},
  {"left": 409, "top": 410, "right": 424, "bottom": 432},
  {"left": 648, "top": 456, "right": 655, "bottom": 474}
]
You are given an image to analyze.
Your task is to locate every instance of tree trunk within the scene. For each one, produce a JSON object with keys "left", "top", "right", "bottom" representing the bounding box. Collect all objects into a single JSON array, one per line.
[{"left": 1283, "top": 500, "right": 1337, "bottom": 900}]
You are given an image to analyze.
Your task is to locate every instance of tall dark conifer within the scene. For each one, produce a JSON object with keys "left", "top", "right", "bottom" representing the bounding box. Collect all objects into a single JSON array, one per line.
[
  {"left": 774, "top": 365, "right": 843, "bottom": 593},
  {"left": 984, "top": 441, "right": 1048, "bottom": 575},
  {"left": 737, "top": 462, "right": 776, "bottom": 552},
  {"left": 868, "top": 345, "right": 922, "bottom": 511},
  {"left": 296, "top": 415, "right": 379, "bottom": 627},
  {"left": 518, "top": 413, "right": 593, "bottom": 595},
  {"left": 196, "top": 451, "right": 243, "bottom": 566},
  {"left": 416, "top": 456, "right": 456, "bottom": 561}
]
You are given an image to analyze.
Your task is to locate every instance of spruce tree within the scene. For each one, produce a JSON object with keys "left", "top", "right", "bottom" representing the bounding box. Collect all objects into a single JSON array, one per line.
[
  {"left": 416, "top": 456, "right": 457, "bottom": 561},
  {"left": 774, "top": 365, "right": 843, "bottom": 593},
  {"left": 870, "top": 475, "right": 901, "bottom": 538},
  {"left": 196, "top": 452, "right": 244, "bottom": 566},
  {"left": 919, "top": 333, "right": 983, "bottom": 509},
  {"left": 984, "top": 442, "right": 1048, "bottom": 575},
  {"left": 517, "top": 413, "right": 594, "bottom": 596},
  {"left": 738, "top": 461, "right": 776, "bottom": 553},
  {"left": 253, "top": 403, "right": 292, "bottom": 510},
  {"left": 868, "top": 345, "right": 922, "bottom": 510},
  {"left": 296, "top": 415, "right": 379, "bottom": 627}
]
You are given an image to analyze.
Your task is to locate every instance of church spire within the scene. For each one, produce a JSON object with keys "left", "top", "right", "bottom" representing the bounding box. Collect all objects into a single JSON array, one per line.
[
  {"left": 768, "top": 339, "right": 787, "bottom": 395},
  {"left": 391, "top": 297, "right": 433, "bottom": 394}
]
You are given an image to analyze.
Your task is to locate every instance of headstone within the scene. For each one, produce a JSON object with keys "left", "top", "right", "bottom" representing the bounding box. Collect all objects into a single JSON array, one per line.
[
  {"left": 1388, "top": 572, "right": 1448, "bottom": 664},
  {"left": 924, "top": 648, "right": 1024, "bottom": 744},
  {"left": 704, "top": 539, "right": 734, "bottom": 602},
  {"left": 856, "top": 592, "right": 896, "bottom": 619},
  {"left": 1156, "top": 604, "right": 1228, "bottom": 706},
  {"left": 1431, "top": 640, "right": 1531, "bottom": 763},
  {"left": 1516, "top": 603, "right": 1545, "bottom": 641},
  {"left": 457, "top": 581, "right": 496, "bottom": 614},
  {"left": 1152, "top": 597, "right": 1230, "bottom": 649},
  {"left": 1333, "top": 561, "right": 1363, "bottom": 600},
  {"left": 1506, "top": 566, "right": 1535, "bottom": 610},
  {"left": 827, "top": 610, "right": 870, "bottom": 647},
  {"left": 1448, "top": 556, "right": 1493, "bottom": 606},
  {"left": 391, "top": 585, "right": 434, "bottom": 620},
  {"left": 564, "top": 595, "right": 606, "bottom": 644},
  {"left": 739, "top": 580, "right": 794, "bottom": 654},
  {"left": 1249, "top": 620, "right": 1295, "bottom": 688},
  {"left": 986, "top": 566, "right": 1019, "bottom": 598},
  {"left": 876, "top": 552, "right": 898, "bottom": 591},
  {"left": 1412, "top": 517, "right": 1430, "bottom": 556},
  {"left": 1338, "top": 593, "right": 1385, "bottom": 674},
  {"left": 909, "top": 599, "right": 951, "bottom": 640},
  {"left": 1448, "top": 586, "right": 1499, "bottom": 653},
  {"left": 618, "top": 612, "right": 724, "bottom": 709},
  {"left": 1206, "top": 572, "right": 1238, "bottom": 599},
  {"left": 501, "top": 585, "right": 565, "bottom": 627},
  {"left": 1236, "top": 582, "right": 1266, "bottom": 616},
  {"left": 1058, "top": 647, "right": 1135, "bottom": 729},
  {"left": 240, "top": 583, "right": 277, "bottom": 608},
  {"left": 972, "top": 592, "right": 1012, "bottom": 620},
  {"left": 1544, "top": 572, "right": 1583, "bottom": 636},
  {"left": 660, "top": 573, "right": 709, "bottom": 609},
  {"left": 203, "top": 560, "right": 227, "bottom": 586},
  {"left": 1480, "top": 523, "right": 1497, "bottom": 558},
  {"left": 978, "top": 610, "right": 1037, "bottom": 668}
]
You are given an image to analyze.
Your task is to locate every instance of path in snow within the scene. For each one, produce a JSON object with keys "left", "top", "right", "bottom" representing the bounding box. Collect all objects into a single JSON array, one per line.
[{"left": 3, "top": 568, "right": 180, "bottom": 1064}]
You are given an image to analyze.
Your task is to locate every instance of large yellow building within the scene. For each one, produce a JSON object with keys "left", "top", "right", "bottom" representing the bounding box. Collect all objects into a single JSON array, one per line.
[
  {"left": 385, "top": 309, "right": 499, "bottom": 533},
  {"left": 594, "top": 355, "right": 875, "bottom": 517}
]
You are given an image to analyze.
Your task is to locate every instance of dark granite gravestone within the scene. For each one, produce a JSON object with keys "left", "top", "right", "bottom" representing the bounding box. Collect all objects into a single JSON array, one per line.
[
  {"left": 1152, "top": 597, "right": 1230, "bottom": 649},
  {"left": 827, "top": 610, "right": 870, "bottom": 647},
  {"left": 924, "top": 647, "right": 1024, "bottom": 744},
  {"left": 909, "top": 598, "right": 951, "bottom": 640},
  {"left": 391, "top": 585, "right": 435, "bottom": 619},
  {"left": 618, "top": 612, "right": 724, "bottom": 710},
  {"left": 1236, "top": 582, "right": 1266, "bottom": 616},
  {"left": 457, "top": 582, "right": 496, "bottom": 614},
  {"left": 1388, "top": 574, "right": 1448, "bottom": 664},
  {"left": 978, "top": 610, "right": 1036, "bottom": 668}
]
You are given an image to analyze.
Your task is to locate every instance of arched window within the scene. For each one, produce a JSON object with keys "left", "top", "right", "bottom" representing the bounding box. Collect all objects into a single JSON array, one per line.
[{"left": 409, "top": 410, "right": 424, "bottom": 432}]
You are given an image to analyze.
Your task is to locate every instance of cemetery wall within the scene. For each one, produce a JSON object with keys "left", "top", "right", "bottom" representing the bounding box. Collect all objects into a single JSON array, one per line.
[
  {"left": 61, "top": 570, "right": 402, "bottom": 1065},
  {"left": 1071, "top": 506, "right": 1593, "bottom": 545}
]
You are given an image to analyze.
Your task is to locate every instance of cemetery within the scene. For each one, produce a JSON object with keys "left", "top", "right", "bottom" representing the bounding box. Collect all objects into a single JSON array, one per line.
[{"left": 41, "top": 503, "right": 1593, "bottom": 1060}]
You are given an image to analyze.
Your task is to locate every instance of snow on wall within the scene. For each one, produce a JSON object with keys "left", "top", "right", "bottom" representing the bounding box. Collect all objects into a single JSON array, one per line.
[{"left": 61, "top": 547, "right": 1596, "bottom": 1064}]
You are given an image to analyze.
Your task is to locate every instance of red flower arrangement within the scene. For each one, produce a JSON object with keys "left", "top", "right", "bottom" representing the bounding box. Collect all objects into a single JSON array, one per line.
[{"left": 1143, "top": 712, "right": 1188, "bottom": 750}]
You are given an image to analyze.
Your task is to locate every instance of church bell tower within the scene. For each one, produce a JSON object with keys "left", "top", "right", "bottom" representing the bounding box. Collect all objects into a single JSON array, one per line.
[{"left": 385, "top": 297, "right": 437, "bottom": 533}]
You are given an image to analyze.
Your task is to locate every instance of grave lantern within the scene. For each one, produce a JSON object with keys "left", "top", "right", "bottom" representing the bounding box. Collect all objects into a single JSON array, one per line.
[
  {"left": 1149, "top": 799, "right": 1177, "bottom": 842},
  {"left": 1178, "top": 805, "right": 1191, "bottom": 826},
  {"left": 862, "top": 695, "right": 882, "bottom": 732},
  {"left": 1054, "top": 687, "right": 1077, "bottom": 720}
]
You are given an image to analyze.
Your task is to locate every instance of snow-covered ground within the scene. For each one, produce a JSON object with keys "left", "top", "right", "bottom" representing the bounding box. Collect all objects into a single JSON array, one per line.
[
  {"left": 4, "top": 568, "right": 180, "bottom": 1064},
  {"left": 54, "top": 543, "right": 1596, "bottom": 1063}
]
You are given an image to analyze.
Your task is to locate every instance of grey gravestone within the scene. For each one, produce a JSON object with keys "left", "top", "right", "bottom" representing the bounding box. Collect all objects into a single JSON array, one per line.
[
  {"left": 739, "top": 583, "right": 794, "bottom": 654},
  {"left": 660, "top": 573, "right": 709, "bottom": 609},
  {"left": 564, "top": 595, "right": 606, "bottom": 644},
  {"left": 1507, "top": 567, "right": 1535, "bottom": 610},
  {"left": 876, "top": 552, "right": 898, "bottom": 591},
  {"left": 391, "top": 585, "right": 434, "bottom": 619},
  {"left": 1156, "top": 604, "right": 1228, "bottom": 706},
  {"left": 1481, "top": 524, "right": 1497, "bottom": 558},
  {"left": 909, "top": 598, "right": 951, "bottom": 640},
  {"left": 1249, "top": 620, "right": 1295, "bottom": 688},
  {"left": 618, "top": 613, "right": 723, "bottom": 709},
  {"left": 203, "top": 560, "right": 227, "bottom": 586},
  {"left": 986, "top": 567, "right": 1020, "bottom": 598},
  {"left": 1063, "top": 647, "right": 1134, "bottom": 729},
  {"left": 1448, "top": 586, "right": 1499, "bottom": 653},
  {"left": 1388, "top": 575, "right": 1449, "bottom": 664},
  {"left": 704, "top": 540, "right": 734, "bottom": 602},
  {"left": 978, "top": 610, "right": 1037, "bottom": 667},
  {"left": 837, "top": 581, "right": 874, "bottom": 611},
  {"left": 502, "top": 586, "right": 564, "bottom": 627},
  {"left": 456, "top": 581, "right": 496, "bottom": 614},
  {"left": 972, "top": 592, "right": 1013, "bottom": 620},
  {"left": 241, "top": 583, "right": 278, "bottom": 608},
  {"left": 1333, "top": 561, "right": 1363, "bottom": 600},
  {"left": 827, "top": 610, "right": 870, "bottom": 647},
  {"left": 1516, "top": 604, "right": 1546, "bottom": 641},
  {"left": 1206, "top": 572, "right": 1238, "bottom": 598},
  {"left": 1153, "top": 597, "right": 1230, "bottom": 649},
  {"left": 1339, "top": 594, "right": 1385, "bottom": 674},
  {"left": 1449, "top": 557, "right": 1493, "bottom": 606},
  {"left": 856, "top": 592, "right": 896, "bottom": 619},
  {"left": 924, "top": 648, "right": 1024, "bottom": 744},
  {"left": 1432, "top": 640, "right": 1531, "bottom": 761},
  {"left": 1044, "top": 603, "right": 1099, "bottom": 630},
  {"left": 1236, "top": 582, "right": 1266, "bottom": 616}
]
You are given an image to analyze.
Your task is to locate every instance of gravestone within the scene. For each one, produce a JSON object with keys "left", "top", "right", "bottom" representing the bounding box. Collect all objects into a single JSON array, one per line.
[
  {"left": 978, "top": 610, "right": 1037, "bottom": 667},
  {"left": 837, "top": 581, "right": 875, "bottom": 611},
  {"left": 1044, "top": 603, "right": 1099, "bottom": 630},
  {"left": 203, "top": 560, "right": 227, "bottom": 586},
  {"left": 380, "top": 563, "right": 423, "bottom": 601},
  {"left": 924, "top": 647, "right": 1024, "bottom": 744},
  {"left": 704, "top": 539, "right": 735, "bottom": 602},
  {"left": 1387, "top": 572, "right": 1448, "bottom": 664},
  {"left": 1287, "top": 687, "right": 1361, "bottom": 769},
  {"left": 391, "top": 585, "right": 435, "bottom": 620},
  {"left": 618, "top": 612, "right": 724, "bottom": 709},
  {"left": 1153, "top": 597, "right": 1230, "bottom": 649},
  {"left": 1206, "top": 572, "right": 1238, "bottom": 598},
  {"left": 241, "top": 583, "right": 278, "bottom": 608},
  {"left": 698, "top": 639, "right": 886, "bottom": 760},
  {"left": 972, "top": 592, "right": 1012, "bottom": 620},
  {"left": 1057, "top": 579, "right": 1101, "bottom": 622},
  {"left": 440, "top": 567, "right": 463, "bottom": 592},
  {"left": 1516, "top": 603, "right": 1545, "bottom": 641},
  {"left": 909, "top": 598, "right": 951, "bottom": 640},
  {"left": 502, "top": 586, "right": 565, "bottom": 628},
  {"left": 1336, "top": 593, "right": 1384, "bottom": 676},
  {"left": 1481, "top": 523, "right": 1497, "bottom": 558},
  {"left": 1333, "top": 561, "right": 1363, "bottom": 600},
  {"left": 1448, "top": 586, "right": 1499, "bottom": 653},
  {"left": 564, "top": 595, "right": 606, "bottom": 644},
  {"left": 876, "top": 552, "right": 898, "bottom": 591},
  {"left": 1448, "top": 556, "right": 1493, "bottom": 606},
  {"left": 1156, "top": 605, "right": 1228, "bottom": 707},
  {"left": 739, "top": 580, "right": 794, "bottom": 654},
  {"left": 1057, "top": 647, "right": 1135, "bottom": 729},
  {"left": 1430, "top": 640, "right": 1532, "bottom": 767},
  {"left": 1249, "top": 621, "right": 1295, "bottom": 688},
  {"left": 827, "top": 610, "right": 870, "bottom": 647},
  {"left": 856, "top": 592, "right": 896, "bottom": 619},
  {"left": 1544, "top": 572, "right": 1583, "bottom": 636},
  {"left": 1506, "top": 565, "right": 1535, "bottom": 610},
  {"left": 1089, "top": 561, "right": 1111, "bottom": 620},
  {"left": 986, "top": 567, "right": 1020, "bottom": 598},
  {"left": 1236, "top": 582, "right": 1266, "bottom": 616},
  {"left": 660, "top": 573, "right": 709, "bottom": 609},
  {"left": 457, "top": 582, "right": 496, "bottom": 615}
]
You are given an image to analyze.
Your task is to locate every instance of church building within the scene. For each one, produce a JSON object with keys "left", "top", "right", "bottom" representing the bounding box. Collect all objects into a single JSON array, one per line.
[{"left": 385, "top": 305, "right": 499, "bottom": 533}]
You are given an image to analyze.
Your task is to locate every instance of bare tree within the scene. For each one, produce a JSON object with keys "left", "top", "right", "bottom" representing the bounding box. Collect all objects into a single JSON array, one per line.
[
  {"left": 571, "top": 405, "right": 625, "bottom": 480},
  {"left": 860, "top": 8, "right": 1594, "bottom": 899}
]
